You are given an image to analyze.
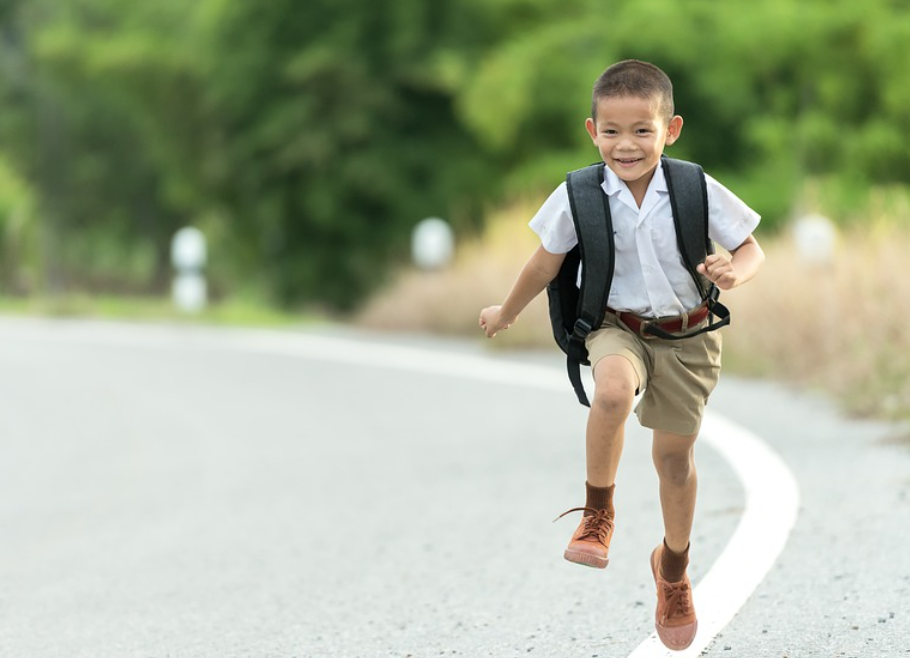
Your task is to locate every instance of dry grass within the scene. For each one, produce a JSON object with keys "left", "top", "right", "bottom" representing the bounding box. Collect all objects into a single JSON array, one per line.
[
  {"left": 357, "top": 198, "right": 555, "bottom": 348},
  {"left": 357, "top": 202, "right": 910, "bottom": 421},
  {"left": 723, "top": 224, "right": 910, "bottom": 420}
]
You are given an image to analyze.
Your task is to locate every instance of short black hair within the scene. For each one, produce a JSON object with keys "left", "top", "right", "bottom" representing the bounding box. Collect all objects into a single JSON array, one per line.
[{"left": 591, "top": 60, "right": 675, "bottom": 122}]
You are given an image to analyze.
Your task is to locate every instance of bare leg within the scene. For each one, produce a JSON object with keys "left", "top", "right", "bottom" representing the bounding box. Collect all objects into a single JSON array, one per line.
[
  {"left": 652, "top": 429, "right": 698, "bottom": 553},
  {"left": 561, "top": 355, "right": 637, "bottom": 569},
  {"left": 586, "top": 355, "right": 638, "bottom": 487},
  {"left": 650, "top": 429, "right": 699, "bottom": 650}
]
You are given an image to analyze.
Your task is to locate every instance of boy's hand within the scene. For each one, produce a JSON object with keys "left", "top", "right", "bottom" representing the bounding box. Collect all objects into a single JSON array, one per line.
[
  {"left": 696, "top": 254, "right": 738, "bottom": 290},
  {"left": 479, "top": 305, "right": 513, "bottom": 338}
]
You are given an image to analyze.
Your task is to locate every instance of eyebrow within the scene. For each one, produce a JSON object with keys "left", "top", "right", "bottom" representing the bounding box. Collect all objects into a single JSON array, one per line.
[{"left": 599, "top": 119, "right": 657, "bottom": 127}]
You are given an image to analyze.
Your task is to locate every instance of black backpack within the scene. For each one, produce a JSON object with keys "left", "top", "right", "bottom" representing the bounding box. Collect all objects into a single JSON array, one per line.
[{"left": 547, "top": 156, "right": 730, "bottom": 407}]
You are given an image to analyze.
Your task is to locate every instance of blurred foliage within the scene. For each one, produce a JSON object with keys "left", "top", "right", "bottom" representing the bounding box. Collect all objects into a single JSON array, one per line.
[
  {"left": 198, "top": 0, "right": 498, "bottom": 308},
  {"left": 1, "top": 0, "right": 909, "bottom": 310},
  {"left": 0, "top": 152, "right": 36, "bottom": 292},
  {"left": 457, "top": 0, "right": 910, "bottom": 221}
]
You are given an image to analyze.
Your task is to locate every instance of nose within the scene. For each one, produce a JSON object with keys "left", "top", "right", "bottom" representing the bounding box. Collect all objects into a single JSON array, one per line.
[{"left": 616, "top": 134, "right": 636, "bottom": 150}]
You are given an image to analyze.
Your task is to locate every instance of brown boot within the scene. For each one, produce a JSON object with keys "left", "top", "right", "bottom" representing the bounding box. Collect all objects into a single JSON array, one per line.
[
  {"left": 650, "top": 544, "right": 698, "bottom": 650},
  {"left": 556, "top": 507, "right": 614, "bottom": 569}
]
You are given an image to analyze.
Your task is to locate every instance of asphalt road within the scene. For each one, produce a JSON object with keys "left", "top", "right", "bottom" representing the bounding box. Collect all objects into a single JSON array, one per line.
[{"left": 0, "top": 317, "right": 907, "bottom": 657}]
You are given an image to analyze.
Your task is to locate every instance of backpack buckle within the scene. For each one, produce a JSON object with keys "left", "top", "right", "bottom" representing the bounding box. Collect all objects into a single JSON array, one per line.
[
  {"left": 571, "top": 318, "right": 593, "bottom": 341},
  {"left": 707, "top": 284, "right": 720, "bottom": 304}
]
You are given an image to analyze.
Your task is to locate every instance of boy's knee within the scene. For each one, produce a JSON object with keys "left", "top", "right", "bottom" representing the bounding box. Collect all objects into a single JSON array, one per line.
[
  {"left": 591, "top": 379, "right": 635, "bottom": 416},
  {"left": 654, "top": 451, "right": 695, "bottom": 486}
]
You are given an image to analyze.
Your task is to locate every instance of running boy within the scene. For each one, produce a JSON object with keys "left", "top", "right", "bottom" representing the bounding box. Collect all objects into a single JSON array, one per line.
[{"left": 478, "top": 60, "right": 764, "bottom": 651}]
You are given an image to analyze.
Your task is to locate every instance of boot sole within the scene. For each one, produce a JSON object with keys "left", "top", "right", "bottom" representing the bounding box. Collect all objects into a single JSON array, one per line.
[{"left": 564, "top": 549, "right": 609, "bottom": 569}]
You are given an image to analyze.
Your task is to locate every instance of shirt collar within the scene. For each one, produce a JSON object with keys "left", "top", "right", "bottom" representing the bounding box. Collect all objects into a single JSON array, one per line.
[{"left": 600, "top": 161, "right": 669, "bottom": 213}]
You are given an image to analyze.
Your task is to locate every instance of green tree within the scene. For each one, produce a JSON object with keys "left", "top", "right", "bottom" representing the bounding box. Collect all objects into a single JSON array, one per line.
[
  {"left": 201, "top": 0, "right": 498, "bottom": 309},
  {"left": 457, "top": 0, "right": 910, "bottom": 227},
  {"left": 0, "top": 0, "right": 210, "bottom": 293},
  {"left": 3, "top": 0, "right": 910, "bottom": 307}
]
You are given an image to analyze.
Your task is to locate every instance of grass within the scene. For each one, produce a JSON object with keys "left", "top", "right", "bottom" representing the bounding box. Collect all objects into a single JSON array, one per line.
[
  {"left": 357, "top": 197, "right": 555, "bottom": 349},
  {"left": 0, "top": 293, "right": 322, "bottom": 328},
  {"left": 721, "top": 223, "right": 910, "bottom": 421},
  {"left": 357, "top": 200, "right": 910, "bottom": 423}
]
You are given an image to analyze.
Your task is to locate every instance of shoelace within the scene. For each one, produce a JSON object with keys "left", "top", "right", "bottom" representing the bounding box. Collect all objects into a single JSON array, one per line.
[
  {"left": 659, "top": 579, "right": 692, "bottom": 622},
  {"left": 554, "top": 507, "right": 614, "bottom": 543}
]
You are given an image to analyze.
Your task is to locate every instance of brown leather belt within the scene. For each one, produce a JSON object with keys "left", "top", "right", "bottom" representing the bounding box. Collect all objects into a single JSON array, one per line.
[{"left": 608, "top": 302, "right": 710, "bottom": 338}]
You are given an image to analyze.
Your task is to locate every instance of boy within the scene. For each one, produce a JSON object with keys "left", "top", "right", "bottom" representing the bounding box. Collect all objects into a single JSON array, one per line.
[{"left": 478, "top": 59, "right": 764, "bottom": 651}]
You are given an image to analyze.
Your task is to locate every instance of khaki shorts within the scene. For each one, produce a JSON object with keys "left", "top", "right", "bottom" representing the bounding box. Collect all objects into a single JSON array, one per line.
[{"left": 585, "top": 312, "right": 723, "bottom": 436}]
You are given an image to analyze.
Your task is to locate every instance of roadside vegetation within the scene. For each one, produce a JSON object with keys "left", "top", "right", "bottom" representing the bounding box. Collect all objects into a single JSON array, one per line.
[
  {"left": 0, "top": 294, "right": 317, "bottom": 329},
  {"left": 3, "top": 1, "right": 910, "bottom": 312}
]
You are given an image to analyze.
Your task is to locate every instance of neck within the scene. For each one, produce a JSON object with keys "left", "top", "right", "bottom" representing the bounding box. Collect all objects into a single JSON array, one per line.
[{"left": 626, "top": 172, "right": 655, "bottom": 208}]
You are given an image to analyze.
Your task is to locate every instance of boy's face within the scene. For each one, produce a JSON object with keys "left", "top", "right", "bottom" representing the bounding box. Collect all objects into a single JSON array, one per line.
[{"left": 585, "top": 95, "right": 682, "bottom": 193}]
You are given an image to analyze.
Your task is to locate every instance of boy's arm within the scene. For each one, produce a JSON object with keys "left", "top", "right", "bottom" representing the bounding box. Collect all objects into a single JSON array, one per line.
[
  {"left": 479, "top": 245, "right": 566, "bottom": 338},
  {"left": 696, "top": 234, "right": 764, "bottom": 290}
]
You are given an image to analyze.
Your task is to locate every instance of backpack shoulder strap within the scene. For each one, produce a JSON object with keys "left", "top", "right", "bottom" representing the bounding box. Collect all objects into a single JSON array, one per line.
[
  {"left": 566, "top": 163, "right": 614, "bottom": 336},
  {"left": 661, "top": 156, "right": 712, "bottom": 297},
  {"left": 563, "top": 163, "right": 614, "bottom": 406},
  {"left": 649, "top": 156, "right": 730, "bottom": 340}
]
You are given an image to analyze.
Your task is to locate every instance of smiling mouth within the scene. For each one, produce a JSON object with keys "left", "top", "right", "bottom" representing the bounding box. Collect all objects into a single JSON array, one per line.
[{"left": 615, "top": 158, "right": 642, "bottom": 165}]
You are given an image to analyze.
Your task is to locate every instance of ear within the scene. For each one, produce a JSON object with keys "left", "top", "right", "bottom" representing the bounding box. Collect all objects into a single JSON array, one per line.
[
  {"left": 584, "top": 117, "right": 598, "bottom": 143},
  {"left": 665, "top": 115, "right": 683, "bottom": 146}
]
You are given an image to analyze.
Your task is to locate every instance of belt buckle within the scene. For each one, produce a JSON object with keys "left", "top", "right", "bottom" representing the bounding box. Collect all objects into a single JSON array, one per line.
[{"left": 638, "top": 317, "right": 656, "bottom": 339}]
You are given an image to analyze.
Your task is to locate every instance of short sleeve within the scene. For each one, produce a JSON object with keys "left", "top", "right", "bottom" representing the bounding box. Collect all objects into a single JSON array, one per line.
[
  {"left": 528, "top": 182, "right": 578, "bottom": 254},
  {"left": 705, "top": 174, "right": 761, "bottom": 251}
]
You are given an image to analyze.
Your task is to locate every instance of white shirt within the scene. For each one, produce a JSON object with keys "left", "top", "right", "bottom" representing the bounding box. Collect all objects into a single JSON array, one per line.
[{"left": 529, "top": 164, "right": 760, "bottom": 317}]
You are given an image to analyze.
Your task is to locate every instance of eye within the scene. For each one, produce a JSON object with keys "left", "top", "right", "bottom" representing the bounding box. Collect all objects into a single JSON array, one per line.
[
  {"left": 602, "top": 129, "right": 618, "bottom": 136},
  {"left": 635, "top": 128, "right": 652, "bottom": 135}
]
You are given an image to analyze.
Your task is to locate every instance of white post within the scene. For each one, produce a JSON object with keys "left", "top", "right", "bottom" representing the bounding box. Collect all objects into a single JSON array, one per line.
[
  {"left": 792, "top": 213, "right": 837, "bottom": 267},
  {"left": 411, "top": 217, "right": 454, "bottom": 271},
  {"left": 171, "top": 227, "right": 207, "bottom": 313}
]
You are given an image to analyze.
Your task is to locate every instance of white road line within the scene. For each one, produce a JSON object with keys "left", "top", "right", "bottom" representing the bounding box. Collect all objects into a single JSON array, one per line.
[{"left": 1, "top": 320, "right": 800, "bottom": 655}]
